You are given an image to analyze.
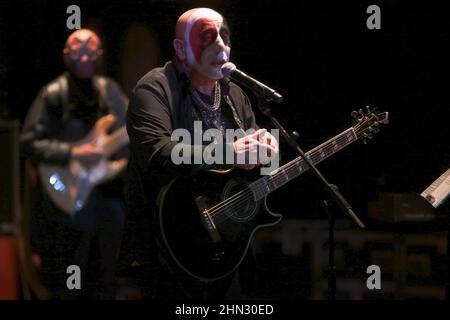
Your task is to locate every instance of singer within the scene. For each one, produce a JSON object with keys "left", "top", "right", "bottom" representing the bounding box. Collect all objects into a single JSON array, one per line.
[{"left": 120, "top": 8, "right": 279, "bottom": 299}]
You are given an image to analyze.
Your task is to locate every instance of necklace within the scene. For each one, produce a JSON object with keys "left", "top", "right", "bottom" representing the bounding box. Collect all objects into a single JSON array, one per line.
[
  {"left": 191, "top": 82, "right": 225, "bottom": 134},
  {"left": 191, "top": 82, "right": 221, "bottom": 112}
]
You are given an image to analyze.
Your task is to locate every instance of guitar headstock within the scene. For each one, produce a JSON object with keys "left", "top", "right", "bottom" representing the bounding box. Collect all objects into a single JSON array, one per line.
[{"left": 351, "top": 106, "right": 389, "bottom": 144}]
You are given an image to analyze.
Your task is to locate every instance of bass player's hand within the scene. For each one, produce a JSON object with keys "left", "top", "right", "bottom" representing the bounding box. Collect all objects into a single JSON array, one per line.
[{"left": 71, "top": 142, "right": 104, "bottom": 166}]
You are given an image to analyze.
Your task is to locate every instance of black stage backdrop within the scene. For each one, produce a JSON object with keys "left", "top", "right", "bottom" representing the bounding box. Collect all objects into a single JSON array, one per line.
[{"left": 3, "top": 0, "right": 449, "bottom": 219}]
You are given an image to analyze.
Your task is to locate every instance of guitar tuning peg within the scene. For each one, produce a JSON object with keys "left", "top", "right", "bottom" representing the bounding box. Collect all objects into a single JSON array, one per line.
[
  {"left": 365, "top": 105, "right": 371, "bottom": 115},
  {"left": 351, "top": 110, "right": 359, "bottom": 119},
  {"left": 359, "top": 108, "right": 364, "bottom": 116},
  {"left": 363, "top": 132, "right": 373, "bottom": 141}
]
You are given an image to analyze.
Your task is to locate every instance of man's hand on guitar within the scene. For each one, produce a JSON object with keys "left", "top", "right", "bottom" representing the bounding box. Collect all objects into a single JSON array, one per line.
[
  {"left": 233, "top": 129, "right": 279, "bottom": 170},
  {"left": 71, "top": 143, "right": 104, "bottom": 166},
  {"left": 257, "top": 128, "right": 279, "bottom": 162}
]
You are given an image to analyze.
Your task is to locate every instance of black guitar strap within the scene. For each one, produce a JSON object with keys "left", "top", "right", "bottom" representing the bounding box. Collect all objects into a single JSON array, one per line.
[
  {"left": 44, "top": 74, "right": 68, "bottom": 119},
  {"left": 94, "top": 76, "right": 129, "bottom": 127},
  {"left": 46, "top": 73, "right": 128, "bottom": 127}
]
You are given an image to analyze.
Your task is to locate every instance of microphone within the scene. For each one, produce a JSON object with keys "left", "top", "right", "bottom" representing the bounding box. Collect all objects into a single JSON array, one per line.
[{"left": 221, "top": 62, "right": 283, "bottom": 103}]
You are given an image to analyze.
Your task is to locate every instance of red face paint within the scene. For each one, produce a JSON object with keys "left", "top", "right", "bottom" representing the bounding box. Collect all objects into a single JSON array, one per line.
[
  {"left": 189, "top": 18, "right": 218, "bottom": 64},
  {"left": 64, "top": 30, "right": 102, "bottom": 79},
  {"left": 66, "top": 36, "right": 101, "bottom": 62}
]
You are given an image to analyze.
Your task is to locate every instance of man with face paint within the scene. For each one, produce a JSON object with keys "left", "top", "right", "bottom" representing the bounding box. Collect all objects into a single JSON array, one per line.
[
  {"left": 20, "top": 29, "right": 128, "bottom": 299},
  {"left": 122, "top": 8, "right": 279, "bottom": 299}
]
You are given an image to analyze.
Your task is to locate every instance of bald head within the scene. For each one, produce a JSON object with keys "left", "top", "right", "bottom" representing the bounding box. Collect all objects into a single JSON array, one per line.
[
  {"left": 63, "top": 29, "right": 103, "bottom": 79},
  {"left": 175, "top": 8, "right": 223, "bottom": 41},
  {"left": 173, "top": 8, "right": 231, "bottom": 80},
  {"left": 65, "top": 29, "right": 102, "bottom": 50}
]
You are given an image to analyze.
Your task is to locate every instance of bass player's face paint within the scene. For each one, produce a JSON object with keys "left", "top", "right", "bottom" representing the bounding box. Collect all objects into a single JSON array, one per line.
[
  {"left": 63, "top": 29, "right": 102, "bottom": 79},
  {"left": 179, "top": 8, "right": 231, "bottom": 79}
]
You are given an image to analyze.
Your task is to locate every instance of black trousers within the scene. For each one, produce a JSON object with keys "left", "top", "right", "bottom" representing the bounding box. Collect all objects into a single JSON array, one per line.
[
  {"left": 34, "top": 192, "right": 125, "bottom": 299},
  {"left": 132, "top": 235, "right": 256, "bottom": 300}
]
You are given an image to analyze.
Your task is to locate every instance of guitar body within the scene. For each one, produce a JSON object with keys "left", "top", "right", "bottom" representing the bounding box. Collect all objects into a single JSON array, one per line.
[
  {"left": 158, "top": 169, "right": 282, "bottom": 282},
  {"left": 38, "top": 115, "right": 128, "bottom": 215},
  {"left": 39, "top": 158, "right": 126, "bottom": 214}
]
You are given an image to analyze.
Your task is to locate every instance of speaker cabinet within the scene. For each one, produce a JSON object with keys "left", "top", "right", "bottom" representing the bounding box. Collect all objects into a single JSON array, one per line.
[
  {"left": 0, "top": 120, "right": 20, "bottom": 235},
  {"left": 0, "top": 120, "right": 21, "bottom": 299}
]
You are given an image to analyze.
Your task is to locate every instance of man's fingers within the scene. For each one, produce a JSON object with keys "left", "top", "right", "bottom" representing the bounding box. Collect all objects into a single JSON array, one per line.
[
  {"left": 258, "top": 142, "right": 278, "bottom": 153},
  {"left": 257, "top": 142, "right": 279, "bottom": 164},
  {"left": 234, "top": 131, "right": 279, "bottom": 168},
  {"left": 249, "top": 128, "right": 266, "bottom": 140},
  {"left": 260, "top": 132, "right": 278, "bottom": 148},
  {"left": 237, "top": 137, "right": 258, "bottom": 150}
]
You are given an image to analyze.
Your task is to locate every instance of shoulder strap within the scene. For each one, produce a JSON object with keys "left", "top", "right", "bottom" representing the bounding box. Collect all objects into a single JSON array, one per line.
[
  {"left": 221, "top": 80, "right": 246, "bottom": 131},
  {"left": 94, "top": 76, "right": 128, "bottom": 124},
  {"left": 46, "top": 74, "right": 68, "bottom": 109}
]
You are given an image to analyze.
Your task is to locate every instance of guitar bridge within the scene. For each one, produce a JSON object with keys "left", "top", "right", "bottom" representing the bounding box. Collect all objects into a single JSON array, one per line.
[{"left": 195, "top": 196, "right": 221, "bottom": 243}]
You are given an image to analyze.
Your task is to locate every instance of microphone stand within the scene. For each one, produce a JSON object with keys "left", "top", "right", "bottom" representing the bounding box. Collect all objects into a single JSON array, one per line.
[{"left": 256, "top": 97, "right": 365, "bottom": 300}]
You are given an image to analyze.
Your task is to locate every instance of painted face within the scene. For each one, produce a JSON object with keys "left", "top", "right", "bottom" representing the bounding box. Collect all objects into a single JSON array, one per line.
[
  {"left": 63, "top": 29, "right": 102, "bottom": 79},
  {"left": 181, "top": 8, "right": 231, "bottom": 79}
]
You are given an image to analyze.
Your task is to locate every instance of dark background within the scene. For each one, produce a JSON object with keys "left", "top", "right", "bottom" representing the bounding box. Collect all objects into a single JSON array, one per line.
[
  {"left": 2, "top": 0, "right": 449, "bottom": 218},
  {"left": 0, "top": 0, "right": 449, "bottom": 299}
]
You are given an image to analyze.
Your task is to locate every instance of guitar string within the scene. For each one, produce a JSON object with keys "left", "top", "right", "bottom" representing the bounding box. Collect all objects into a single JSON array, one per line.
[
  {"left": 209, "top": 133, "right": 356, "bottom": 224},
  {"left": 205, "top": 128, "right": 355, "bottom": 215},
  {"left": 207, "top": 114, "right": 379, "bottom": 221},
  {"left": 211, "top": 143, "right": 345, "bottom": 225},
  {"left": 208, "top": 129, "right": 359, "bottom": 219},
  {"left": 210, "top": 145, "right": 368, "bottom": 225},
  {"left": 207, "top": 128, "right": 364, "bottom": 223},
  {"left": 206, "top": 118, "right": 373, "bottom": 222}
]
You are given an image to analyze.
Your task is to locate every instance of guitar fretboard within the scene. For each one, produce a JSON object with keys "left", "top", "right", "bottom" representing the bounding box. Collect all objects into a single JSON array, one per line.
[{"left": 249, "top": 127, "right": 358, "bottom": 200}]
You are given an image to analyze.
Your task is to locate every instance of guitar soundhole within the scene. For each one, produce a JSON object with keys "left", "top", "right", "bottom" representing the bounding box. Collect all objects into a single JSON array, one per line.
[{"left": 222, "top": 179, "right": 259, "bottom": 223}]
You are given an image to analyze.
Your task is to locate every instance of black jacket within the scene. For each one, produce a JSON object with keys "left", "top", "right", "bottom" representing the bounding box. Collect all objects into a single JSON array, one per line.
[
  {"left": 122, "top": 61, "right": 258, "bottom": 269},
  {"left": 20, "top": 72, "right": 128, "bottom": 234},
  {"left": 126, "top": 61, "right": 258, "bottom": 209},
  {"left": 21, "top": 72, "right": 128, "bottom": 165}
]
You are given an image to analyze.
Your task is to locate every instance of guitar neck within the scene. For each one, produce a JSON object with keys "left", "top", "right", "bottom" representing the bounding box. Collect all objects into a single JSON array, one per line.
[
  {"left": 103, "top": 126, "right": 129, "bottom": 157},
  {"left": 249, "top": 127, "right": 358, "bottom": 200}
]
